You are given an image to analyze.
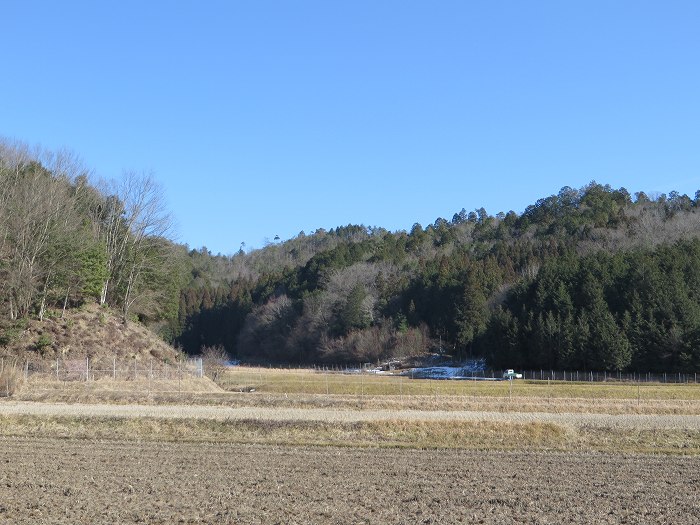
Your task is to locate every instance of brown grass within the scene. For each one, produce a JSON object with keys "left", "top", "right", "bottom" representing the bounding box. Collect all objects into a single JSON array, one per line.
[
  {"left": 0, "top": 363, "right": 23, "bottom": 397},
  {"left": 0, "top": 414, "right": 697, "bottom": 455},
  {"left": 4, "top": 365, "right": 700, "bottom": 456},
  {"left": 219, "top": 366, "right": 700, "bottom": 400},
  {"left": 16, "top": 376, "right": 221, "bottom": 404},
  {"left": 13, "top": 374, "right": 700, "bottom": 415},
  {"left": 0, "top": 303, "right": 180, "bottom": 361}
]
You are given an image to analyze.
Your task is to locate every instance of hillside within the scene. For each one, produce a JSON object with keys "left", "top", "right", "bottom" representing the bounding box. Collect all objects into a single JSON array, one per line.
[
  {"left": 0, "top": 303, "right": 180, "bottom": 362},
  {"left": 3, "top": 140, "right": 700, "bottom": 372},
  {"left": 177, "top": 185, "right": 700, "bottom": 373}
]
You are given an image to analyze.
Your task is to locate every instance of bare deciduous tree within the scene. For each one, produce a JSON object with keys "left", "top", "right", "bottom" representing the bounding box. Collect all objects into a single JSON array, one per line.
[
  {"left": 93, "top": 171, "right": 174, "bottom": 321},
  {"left": 0, "top": 145, "right": 81, "bottom": 319}
]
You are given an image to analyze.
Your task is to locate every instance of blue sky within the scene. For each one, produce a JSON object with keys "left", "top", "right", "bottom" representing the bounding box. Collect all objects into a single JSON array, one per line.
[{"left": 3, "top": 1, "right": 700, "bottom": 254}]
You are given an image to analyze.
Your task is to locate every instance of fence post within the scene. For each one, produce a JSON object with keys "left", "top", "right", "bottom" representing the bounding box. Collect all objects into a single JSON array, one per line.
[{"left": 509, "top": 377, "right": 513, "bottom": 401}]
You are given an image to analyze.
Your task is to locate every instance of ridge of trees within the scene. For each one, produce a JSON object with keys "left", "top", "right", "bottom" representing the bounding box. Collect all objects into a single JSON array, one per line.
[
  {"left": 3, "top": 139, "right": 700, "bottom": 371},
  {"left": 178, "top": 183, "right": 700, "bottom": 372}
]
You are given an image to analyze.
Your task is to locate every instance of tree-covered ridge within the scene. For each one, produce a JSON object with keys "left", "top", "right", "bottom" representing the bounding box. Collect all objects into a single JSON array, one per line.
[
  {"left": 0, "top": 140, "right": 185, "bottom": 341},
  {"left": 3, "top": 139, "right": 700, "bottom": 371},
  {"left": 178, "top": 183, "right": 700, "bottom": 372}
]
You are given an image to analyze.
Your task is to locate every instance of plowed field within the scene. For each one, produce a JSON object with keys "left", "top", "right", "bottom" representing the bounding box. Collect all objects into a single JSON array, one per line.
[{"left": 1, "top": 437, "right": 698, "bottom": 524}]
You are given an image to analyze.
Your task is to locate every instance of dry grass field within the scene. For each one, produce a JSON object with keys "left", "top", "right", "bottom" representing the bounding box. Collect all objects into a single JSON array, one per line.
[
  {"left": 216, "top": 365, "right": 700, "bottom": 400},
  {"left": 1, "top": 366, "right": 699, "bottom": 523}
]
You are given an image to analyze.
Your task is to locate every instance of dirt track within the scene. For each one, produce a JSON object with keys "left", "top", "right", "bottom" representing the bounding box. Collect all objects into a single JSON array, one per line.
[
  {"left": 0, "top": 437, "right": 698, "bottom": 524},
  {"left": 1, "top": 400, "right": 699, "bottom": 430}
]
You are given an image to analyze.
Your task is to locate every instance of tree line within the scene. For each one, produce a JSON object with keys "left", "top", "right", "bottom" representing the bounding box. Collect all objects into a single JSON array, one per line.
[
  {"left": 3, "top": 139, "right": 700, "bottom": 372},
  {"left": 177, "top": 185, "right": 700, "bottom": 372}
]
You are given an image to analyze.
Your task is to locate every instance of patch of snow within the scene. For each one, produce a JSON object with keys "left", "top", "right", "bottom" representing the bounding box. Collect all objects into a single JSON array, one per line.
[{"left": 404, "top": 359, "right": 498, "bottom": 380}]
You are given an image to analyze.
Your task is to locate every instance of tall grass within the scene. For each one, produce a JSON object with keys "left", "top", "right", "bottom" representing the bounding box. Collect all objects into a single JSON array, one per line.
[{"left": 0, "top": 357, "right": 23, "bottom": 397}]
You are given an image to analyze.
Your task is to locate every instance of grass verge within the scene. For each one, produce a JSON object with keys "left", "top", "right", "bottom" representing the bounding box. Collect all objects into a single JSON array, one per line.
[{"left": 1, "top": 414, "right": 698, "bottom": 455}]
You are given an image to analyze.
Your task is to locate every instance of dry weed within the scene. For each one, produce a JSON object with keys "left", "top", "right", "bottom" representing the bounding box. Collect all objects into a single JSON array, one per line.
[
  {"left": 0, "top": 359, "right": 23, "bottom": 397},
  {"left": 0, "top": 414, "right": 697, "bottom": 455}
]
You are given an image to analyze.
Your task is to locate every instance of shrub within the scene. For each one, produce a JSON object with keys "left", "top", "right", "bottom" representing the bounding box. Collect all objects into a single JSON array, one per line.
[
  {"left": 0, "top": 328, "right": 21, "bottom": 347},
  {"left": 201, "top": 345, "right": 229, "bottom": 382},
  {"left": 35, "top": 335, "right": 53, "bottom": 352}
]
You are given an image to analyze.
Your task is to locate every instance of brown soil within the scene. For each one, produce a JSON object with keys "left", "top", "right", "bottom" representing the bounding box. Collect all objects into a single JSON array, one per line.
[{"left": 0, "top": 437, "right": 698, "bottom": 524}]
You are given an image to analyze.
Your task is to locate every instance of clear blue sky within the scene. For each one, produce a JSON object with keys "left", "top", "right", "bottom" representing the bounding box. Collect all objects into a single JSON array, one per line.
[{"left": 3, "top": 1, "right": 700, "bottom": 254}]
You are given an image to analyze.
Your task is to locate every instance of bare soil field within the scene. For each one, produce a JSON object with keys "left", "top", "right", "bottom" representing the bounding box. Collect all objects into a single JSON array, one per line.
[
  {"left": 2, "top": 374, "right": 699, "bottom": 523},
  {"left": 0, "top": 437, "right": 698, "bottom": 525}
]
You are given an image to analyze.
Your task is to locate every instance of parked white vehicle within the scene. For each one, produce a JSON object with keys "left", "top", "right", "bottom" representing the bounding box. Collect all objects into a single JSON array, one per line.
[{"left": 503, "top": 369, "right": 523, "bottom": 379}]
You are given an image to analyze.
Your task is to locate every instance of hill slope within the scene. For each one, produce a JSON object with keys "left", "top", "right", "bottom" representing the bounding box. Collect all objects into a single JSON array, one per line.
[
  {"left": 0, "top": 304, "right": 180, "bottom": 362},
  {"left": 175, "top": 184, "right": 700, "bottom": 372}
]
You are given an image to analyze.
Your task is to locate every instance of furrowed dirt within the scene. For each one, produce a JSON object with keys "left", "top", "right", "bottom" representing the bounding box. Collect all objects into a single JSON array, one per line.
[
  {"left": 2, "top": 379, "right": 698, "bottom": 523},
  {"left": 0, "top": 437, "right": 698, "bottom": 524}
]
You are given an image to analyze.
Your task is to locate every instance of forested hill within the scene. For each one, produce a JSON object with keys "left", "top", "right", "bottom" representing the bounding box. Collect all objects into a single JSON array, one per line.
[
  {"left": 179, "top": 185, "right": 700, "bottom": 373},
  {"left": 3, "top": 140, "right": 700, "bottom": 372}
]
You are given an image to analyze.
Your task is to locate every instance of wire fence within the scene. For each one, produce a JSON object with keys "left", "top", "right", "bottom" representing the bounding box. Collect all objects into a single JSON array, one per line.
[
  {"left": 237, "top": 365, "right": 699, "bottom": 384},
  {"left": 518, "top": 369, "right": 698, "bottom": 383},
  {"left": 2, "top": 356, "right": 698, "bottom": 402},
  {"left": 8, "top": 356, "right": 204, "bottom": 382},
  {"left": 213, "top": 365, "right": 700, "bottom": 401}
]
